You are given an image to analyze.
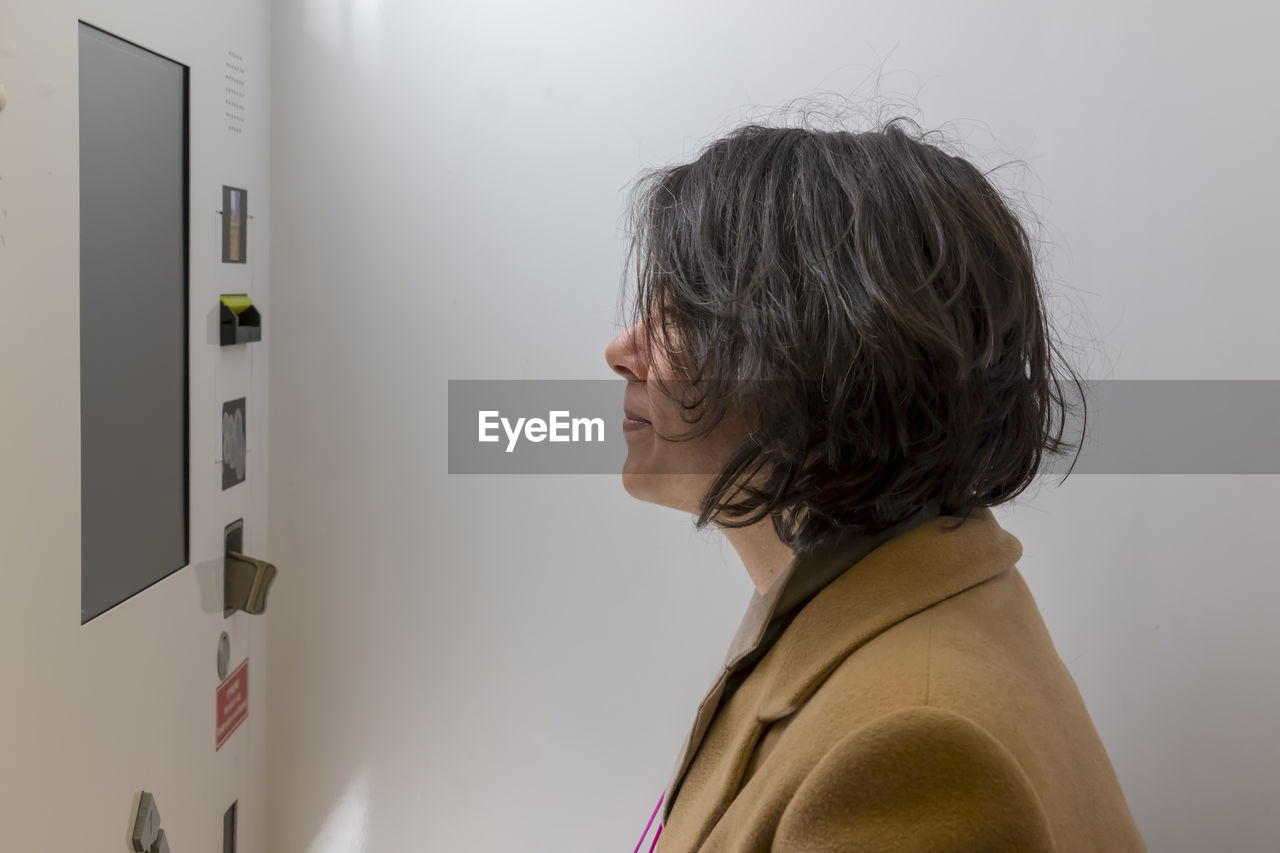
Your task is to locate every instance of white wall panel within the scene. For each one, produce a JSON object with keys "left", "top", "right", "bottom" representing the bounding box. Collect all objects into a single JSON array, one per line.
[{"left": 0, "top": 0, "right": 272, "bottom": 849}]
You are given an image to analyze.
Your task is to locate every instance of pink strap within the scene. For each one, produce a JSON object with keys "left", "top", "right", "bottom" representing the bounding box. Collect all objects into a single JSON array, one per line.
[{"left": 633, "top": 790, "right": 665, "bottom": 853}]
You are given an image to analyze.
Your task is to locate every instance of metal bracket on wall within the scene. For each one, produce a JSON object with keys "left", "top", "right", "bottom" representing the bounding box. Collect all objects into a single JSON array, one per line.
[
  {"left": 131, "top": 792, "right": 170, "bottom": 852},
  {"left": 224, "top": 519, "right": 277, "bottom": 616}
]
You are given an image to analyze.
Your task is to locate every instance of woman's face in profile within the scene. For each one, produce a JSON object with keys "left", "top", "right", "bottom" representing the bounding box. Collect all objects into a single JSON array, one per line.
[{"left": 605, "top": 314, "right": 747, "bottom": 514}]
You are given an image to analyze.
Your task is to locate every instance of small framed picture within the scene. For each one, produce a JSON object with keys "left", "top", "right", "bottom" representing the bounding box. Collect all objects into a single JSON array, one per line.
[
  {"left": 222, "top": 185, "right": 248, "bottom": 263},
  {"left": 222, "top": 397, "right": 246, "bottom": 490}
]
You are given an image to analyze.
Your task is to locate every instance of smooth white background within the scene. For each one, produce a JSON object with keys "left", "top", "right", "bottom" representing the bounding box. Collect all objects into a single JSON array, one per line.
[{"left": 267, "top": 1, "right": 1278, "bottom": 851}]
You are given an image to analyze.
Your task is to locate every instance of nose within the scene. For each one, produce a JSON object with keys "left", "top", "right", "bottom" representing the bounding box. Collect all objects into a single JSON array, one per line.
[{"left": 606, "top": 322, "right": 648, "bottom": 381}]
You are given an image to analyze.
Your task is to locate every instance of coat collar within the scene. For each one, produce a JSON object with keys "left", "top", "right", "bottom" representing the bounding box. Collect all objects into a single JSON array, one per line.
[
  {"left": 658, "top": 506, "right": 1023, "bottom": 830},
  {"left": 751, "top": 505, "right": 1022, "bottom": 721},
  {"left": 720, "top": 502, "right": 945, "bottom": 673}
]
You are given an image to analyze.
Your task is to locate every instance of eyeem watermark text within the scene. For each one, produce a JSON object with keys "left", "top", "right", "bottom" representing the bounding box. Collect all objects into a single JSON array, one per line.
[
  {"left": 478, "top": 410, "right": 606, "bottom": 453},
  {"left": 449, "top": 379, "right": 1280, "bottom": 474}
]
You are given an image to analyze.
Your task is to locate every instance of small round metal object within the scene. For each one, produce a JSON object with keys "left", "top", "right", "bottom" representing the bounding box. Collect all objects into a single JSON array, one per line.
[{"left": 217, "top": 631, "right": 231, "bottom": 681}]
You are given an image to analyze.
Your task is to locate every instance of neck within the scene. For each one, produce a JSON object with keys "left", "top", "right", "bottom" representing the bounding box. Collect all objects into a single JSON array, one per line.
[{"left": 718, "top": 516, "right": 797, "bottom": 596}]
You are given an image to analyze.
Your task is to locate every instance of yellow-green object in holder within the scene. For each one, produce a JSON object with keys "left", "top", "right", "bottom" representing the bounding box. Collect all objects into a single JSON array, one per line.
[
  {"left": 220, "top": 294, "right": 253, "bottom": 315},
  {"left": 220, "top": 293, "right": 262, "bottom": 346}
]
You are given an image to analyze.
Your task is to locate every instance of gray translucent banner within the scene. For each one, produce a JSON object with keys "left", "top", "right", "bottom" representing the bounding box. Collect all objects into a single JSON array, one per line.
[{"left": 448, "top": 380, "right": 1280, "bottom": 475}]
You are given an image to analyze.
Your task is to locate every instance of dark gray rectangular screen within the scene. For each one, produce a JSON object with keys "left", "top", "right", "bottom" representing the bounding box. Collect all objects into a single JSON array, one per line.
[{"left": 79, "top": 23, "right": 188, "bottom": 623}]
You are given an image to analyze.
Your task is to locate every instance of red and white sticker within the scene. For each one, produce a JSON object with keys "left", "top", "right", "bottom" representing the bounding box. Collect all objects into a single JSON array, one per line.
[{"left": 216, "top": 658, "right": 249, "bottom": 750}]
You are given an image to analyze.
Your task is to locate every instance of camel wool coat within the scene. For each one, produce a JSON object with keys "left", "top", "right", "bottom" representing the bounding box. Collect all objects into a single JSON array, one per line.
[{"left": 653, "top": 506, "right": 1147, "bottom": 852}]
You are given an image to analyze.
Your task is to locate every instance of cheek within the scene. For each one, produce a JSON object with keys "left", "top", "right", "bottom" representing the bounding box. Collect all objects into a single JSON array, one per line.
[{"left": 645, "top": 376, "right": 698, "bottom": 436}]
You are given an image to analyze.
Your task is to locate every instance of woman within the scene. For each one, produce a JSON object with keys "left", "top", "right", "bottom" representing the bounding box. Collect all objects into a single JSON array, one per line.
[{"left": 606, "top": 118, "right": 1147, "bottom": 852}]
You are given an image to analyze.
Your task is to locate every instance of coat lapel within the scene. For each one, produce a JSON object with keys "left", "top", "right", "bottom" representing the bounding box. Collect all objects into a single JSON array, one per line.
[{"left": 659, "top": 664, "right": 771, "bottom": 852}]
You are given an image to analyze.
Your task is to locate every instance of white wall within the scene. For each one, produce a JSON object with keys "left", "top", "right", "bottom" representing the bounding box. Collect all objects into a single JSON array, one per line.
[{"left": 266, "top": 1, "right": 1280, "bottom": 851}]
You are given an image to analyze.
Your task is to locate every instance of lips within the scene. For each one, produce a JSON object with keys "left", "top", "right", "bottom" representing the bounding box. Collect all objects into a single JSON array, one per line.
[{"left": 624, "top": 408, "right": 652, "bottom": 425}]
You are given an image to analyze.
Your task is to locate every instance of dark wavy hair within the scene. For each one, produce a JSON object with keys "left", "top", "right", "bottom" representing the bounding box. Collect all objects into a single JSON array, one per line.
[{"left": 618, "top": 114, "right": 1086, "bottom": 553}]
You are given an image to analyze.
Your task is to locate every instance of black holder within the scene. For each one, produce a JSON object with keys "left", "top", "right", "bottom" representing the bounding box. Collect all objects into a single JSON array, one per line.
[{"left": 219, "top": 295, "right": 262, "bottom": 346}]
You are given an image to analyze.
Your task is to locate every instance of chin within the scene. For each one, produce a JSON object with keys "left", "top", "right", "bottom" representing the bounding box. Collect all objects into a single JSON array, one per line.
[
  {"left": 621, "top": 470, "right": 664, "bottom": 504},
  {"left": 621, "top": 468, "right": 702, "bottom": 514}
]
